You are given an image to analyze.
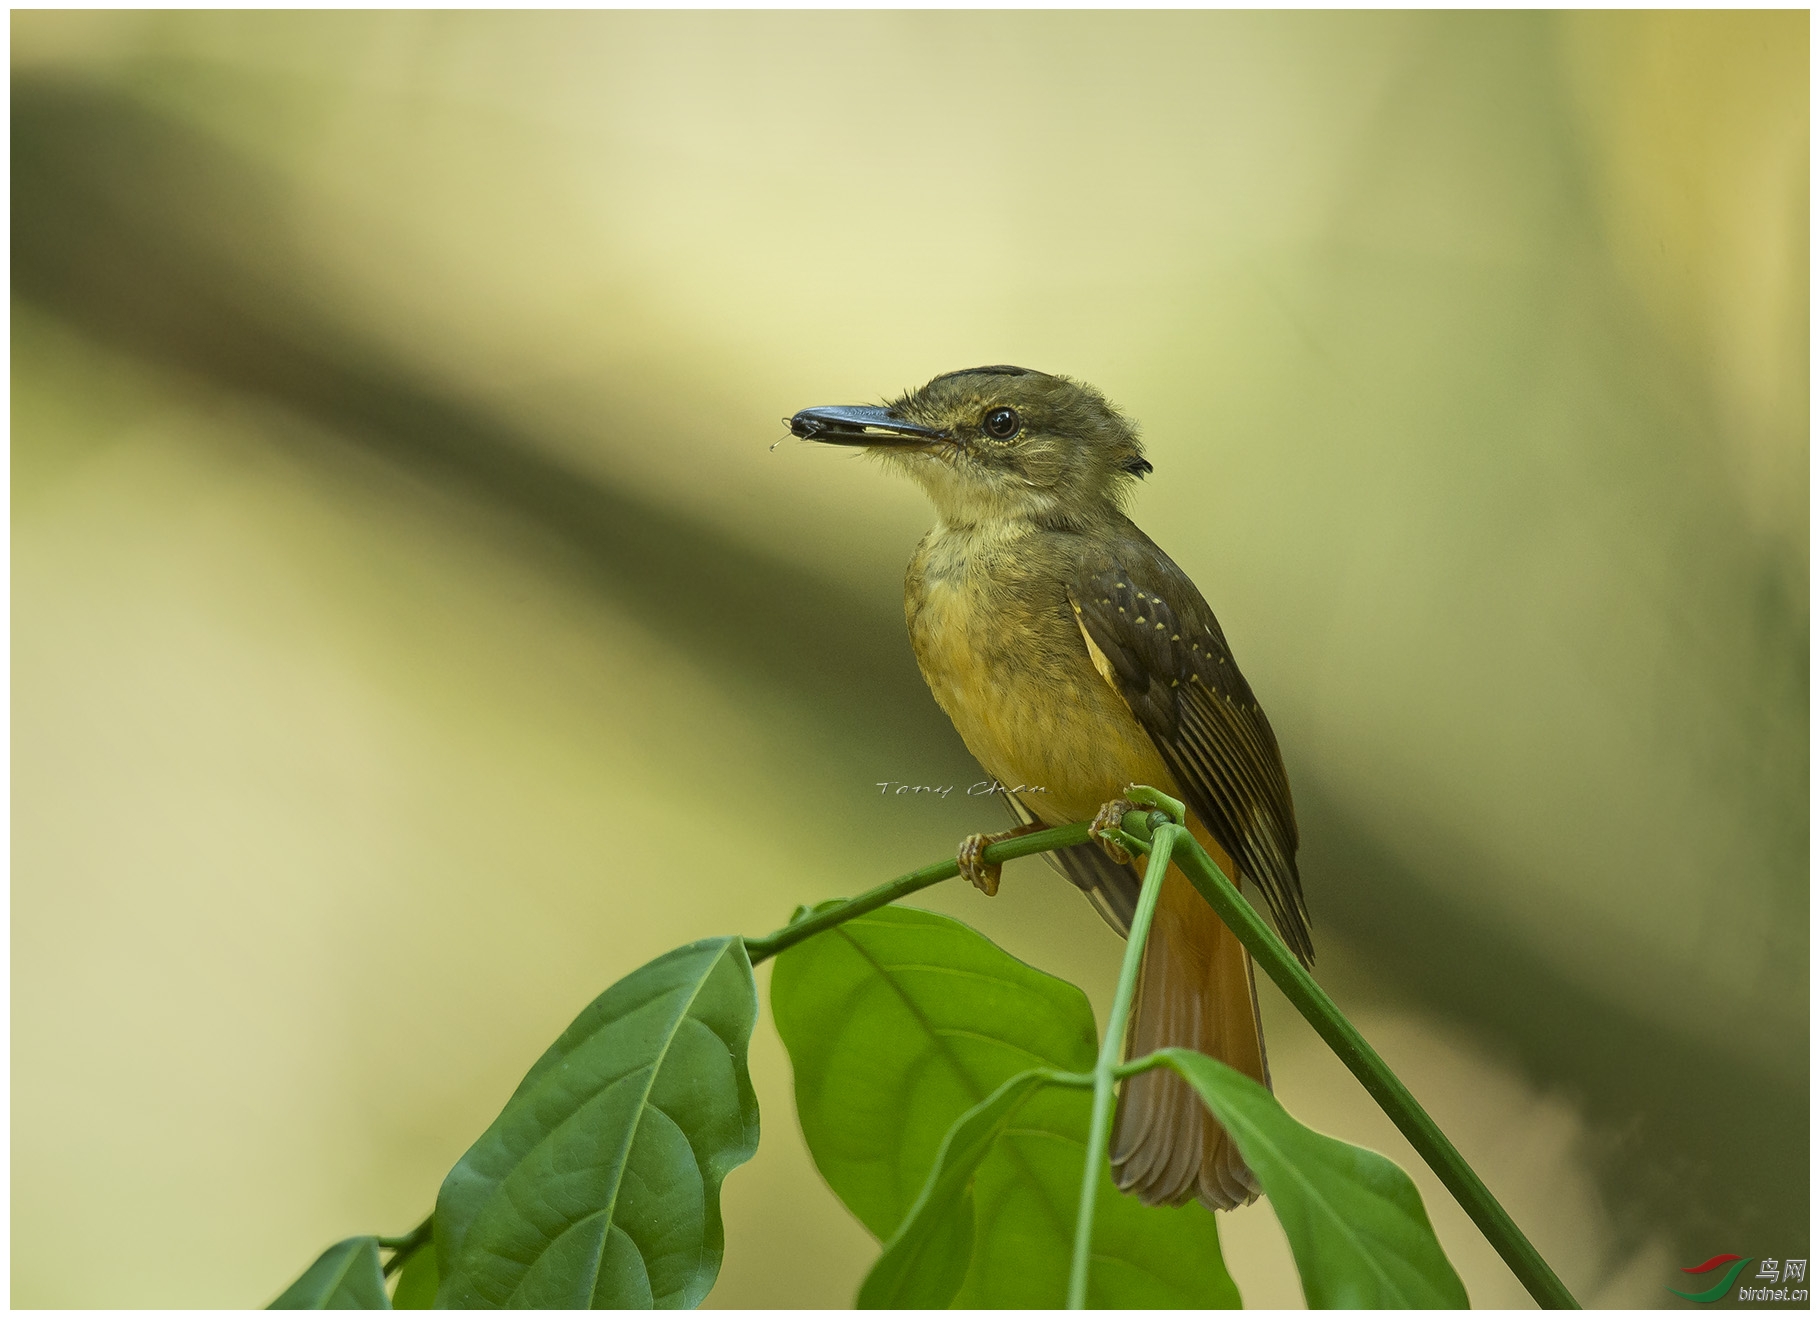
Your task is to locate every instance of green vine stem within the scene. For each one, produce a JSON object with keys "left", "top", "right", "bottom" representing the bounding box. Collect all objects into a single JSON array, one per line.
[
  {"left": 744, "top": 818, "right": 1111, "bottom": 965},
  {"left": 1067, "top": 815, "right": 1180, "bottom": 1309},
  {"left": 741, "top": 791, "right": 1576, "bottom": 1309},
  {"left": 1152, "top": 823, "right": 1580, "bottom": 1310},
  {"left": 378, "top": 1215, "right": 433, "bottom": 1279},
  {"left": 309, "top": 791, "right": 1578, "bottom": 1310}
]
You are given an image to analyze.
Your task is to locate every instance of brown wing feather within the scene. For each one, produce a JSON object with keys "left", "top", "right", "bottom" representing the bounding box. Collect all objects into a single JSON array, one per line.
[{"left": 1068, "top": 536, "right": 1313, "bottom": 965}]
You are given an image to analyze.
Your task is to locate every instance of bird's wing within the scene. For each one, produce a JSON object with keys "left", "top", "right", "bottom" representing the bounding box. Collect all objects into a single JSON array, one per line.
[
  {"left": 1068, "top": 541, "right": 1312, "bottom": 965},
  {"left": 1002, "top": 789, "right": 1142, "bottom": 937}
]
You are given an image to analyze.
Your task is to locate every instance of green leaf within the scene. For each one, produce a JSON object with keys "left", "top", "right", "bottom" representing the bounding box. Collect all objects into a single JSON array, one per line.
[
  {"left": 269, "top": 1237, "right": 391, "bottom": 1309},
  {"left": 771, "top": 904, "right": 1237, "bottom": 1307},
  {"left": 435, "top": 937, "right": 760, "bottom": 1308},
  {"left": 1154, "top": 1047, "right": 1469, "bottom": 1309},
  {"left": 857, "top": 1072, "right": 1050, "bottom": 1307},
  {"left": 955, "top": 1081, "right": 1240, "bottom": 1308},
  {"left": 389, "top": 1243, "right": 437, "bottom": 1310},
  {"left": 771, "top": 902, "right": 1096, "bottom": 1235}
]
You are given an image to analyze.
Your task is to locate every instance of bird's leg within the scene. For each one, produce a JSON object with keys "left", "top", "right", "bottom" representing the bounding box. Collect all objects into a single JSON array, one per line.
[
  {"left": 956, "top": 822, "right": 1046, "bottom": 897},
  {"left": 1088, "top": 796, "right": 1143, "bottom": 866}
]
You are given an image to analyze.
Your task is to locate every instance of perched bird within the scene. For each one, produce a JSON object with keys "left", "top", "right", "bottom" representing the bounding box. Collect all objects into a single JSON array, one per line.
[{"left": 790, "top": 366, "right": 1310, "bottom": 1212}]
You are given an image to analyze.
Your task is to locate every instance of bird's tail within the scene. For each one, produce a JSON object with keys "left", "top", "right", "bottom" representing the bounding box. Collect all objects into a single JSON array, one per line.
[{"left": 1109, "top": 838, "right": 1268, "bottom": 1212}]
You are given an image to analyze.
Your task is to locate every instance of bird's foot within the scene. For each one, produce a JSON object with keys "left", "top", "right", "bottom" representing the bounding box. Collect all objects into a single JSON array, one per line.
[
  {"left": 1088, "top": 797, "right": 1142, "bottom": 866},
  {"left": 956, "top": 823, "right": 1046, "bottom": 896}
]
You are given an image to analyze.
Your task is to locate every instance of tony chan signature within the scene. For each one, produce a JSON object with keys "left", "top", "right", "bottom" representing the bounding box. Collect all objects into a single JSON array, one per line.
[{"left": 876, "top": 780, "right": 1050, "bottom": 800}]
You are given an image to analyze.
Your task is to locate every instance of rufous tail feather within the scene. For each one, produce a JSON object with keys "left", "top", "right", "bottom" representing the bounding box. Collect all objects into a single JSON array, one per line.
[{"left": 1110, "top": 857, "right": 1268, "bottom": 1212}]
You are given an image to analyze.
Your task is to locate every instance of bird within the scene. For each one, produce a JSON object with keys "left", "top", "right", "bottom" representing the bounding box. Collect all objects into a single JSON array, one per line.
[{"left": 789, "top": 365, "right": 1310, "bottom": 1212}]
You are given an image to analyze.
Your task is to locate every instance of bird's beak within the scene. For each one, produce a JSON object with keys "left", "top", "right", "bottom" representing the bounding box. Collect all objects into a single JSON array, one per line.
[{"left": 787, "top": 405, "right": 953, "bottom": 448}]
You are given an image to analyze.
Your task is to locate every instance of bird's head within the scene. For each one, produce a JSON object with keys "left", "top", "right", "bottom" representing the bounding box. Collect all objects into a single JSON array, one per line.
[{"left": 789, "top": 366, "right": 1149, "bottom": 528}]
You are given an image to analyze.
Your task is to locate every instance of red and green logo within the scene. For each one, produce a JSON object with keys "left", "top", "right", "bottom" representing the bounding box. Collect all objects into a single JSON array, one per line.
[{"left": 1669, "top": 1255, "right": 1753, "bottom": 1303}]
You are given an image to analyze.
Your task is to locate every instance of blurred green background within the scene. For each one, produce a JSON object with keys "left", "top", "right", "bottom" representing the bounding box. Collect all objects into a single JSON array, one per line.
[{"left": 11, "top": 10, "right": 1806, "bottom": 1309}]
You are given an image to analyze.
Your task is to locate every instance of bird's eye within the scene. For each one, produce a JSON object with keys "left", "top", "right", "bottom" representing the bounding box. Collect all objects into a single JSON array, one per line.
[{"left": 983, "top": 407, "right": 1020, "bottom": 440}]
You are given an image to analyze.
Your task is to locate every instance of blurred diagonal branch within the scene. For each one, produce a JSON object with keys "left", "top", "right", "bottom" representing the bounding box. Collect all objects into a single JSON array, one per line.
[{"left": 10, "top": 72, "right": 942, "bottom": 764}]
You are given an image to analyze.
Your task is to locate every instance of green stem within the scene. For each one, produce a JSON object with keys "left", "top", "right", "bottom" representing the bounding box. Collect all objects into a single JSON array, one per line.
[
  {"left": 1166, "top": 834, "right": 1580, "bottom": 1310},
  {"left": 379, "top": 1214, "right": 433, "bottom": 1279},
  {"left": 744, "top": 790, "right": 1573, "bottom": 1308},
  {"left": 744, "top": 819, "right": 1102, "bottom": 965},
  {"left": 1066, "top": 818, "right": 1180, "bottom": 1310}
]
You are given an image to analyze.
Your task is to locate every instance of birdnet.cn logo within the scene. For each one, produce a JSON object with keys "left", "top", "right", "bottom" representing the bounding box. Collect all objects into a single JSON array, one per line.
[{"left": 1669, "top": 1255, "right": 1808, "bottom": 1304}]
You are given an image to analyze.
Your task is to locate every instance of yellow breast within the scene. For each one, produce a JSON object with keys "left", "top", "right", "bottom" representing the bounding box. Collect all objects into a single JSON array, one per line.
[{"left": 905, "top": 525, "right": 1177, "bottom": 825}]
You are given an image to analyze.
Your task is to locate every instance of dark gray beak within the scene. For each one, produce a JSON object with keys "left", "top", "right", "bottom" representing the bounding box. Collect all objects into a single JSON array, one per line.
[{"left": 787, "top": 405, "right": 952, "bottom": 447}]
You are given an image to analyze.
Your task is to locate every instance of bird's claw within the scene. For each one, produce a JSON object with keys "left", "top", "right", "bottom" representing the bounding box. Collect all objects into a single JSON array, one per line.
[
  {"left": 1089, "top": 797, "right": 1142, "bottom": 866},
  {"left": 956, "top": 822, "right": 1046, "bottom": 896},
  {"left": 957, "top": 833, "right": 1002, "bottom": 896}
]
